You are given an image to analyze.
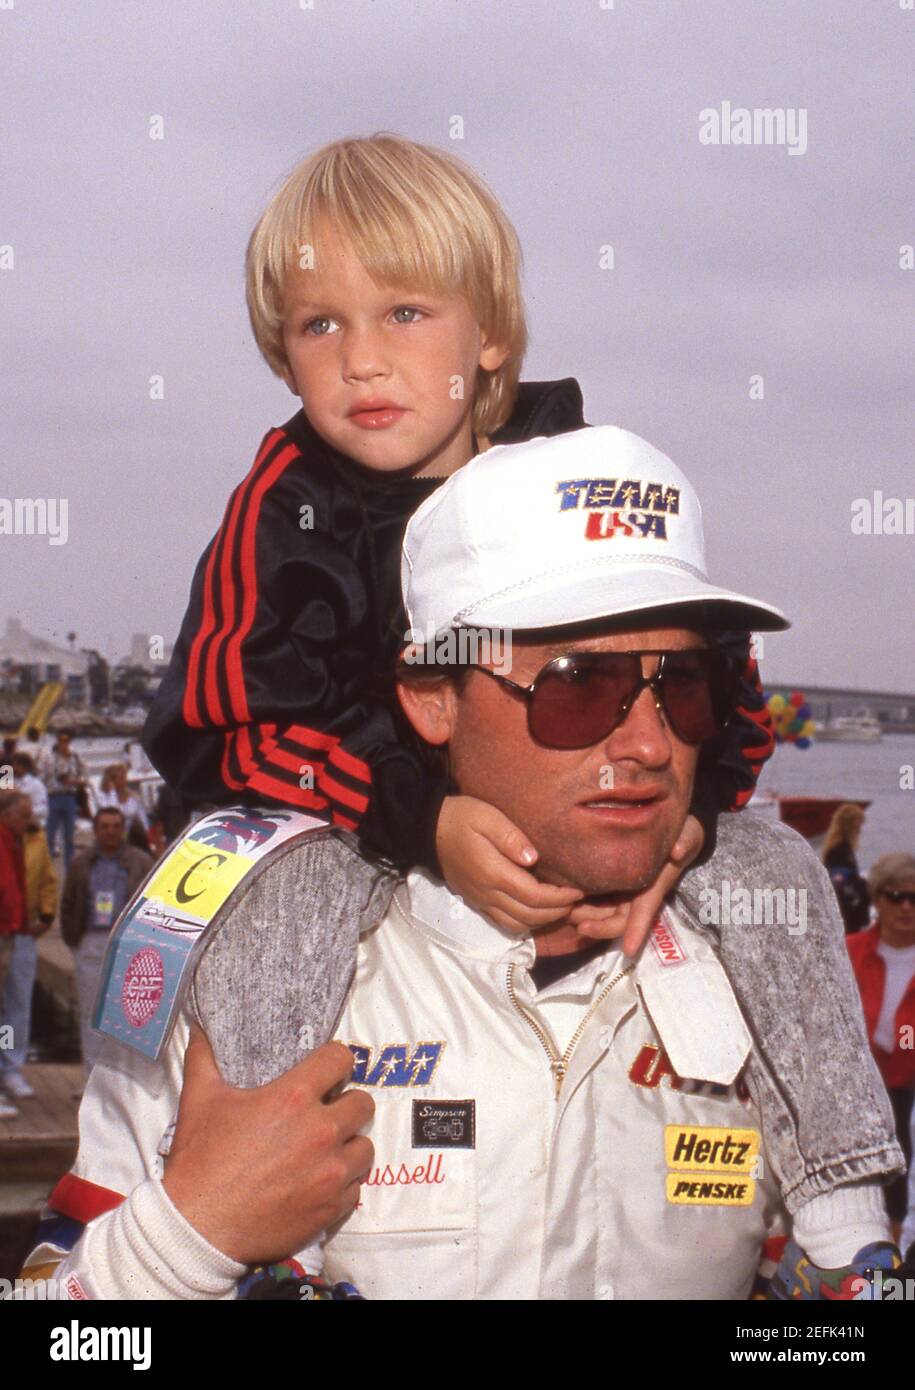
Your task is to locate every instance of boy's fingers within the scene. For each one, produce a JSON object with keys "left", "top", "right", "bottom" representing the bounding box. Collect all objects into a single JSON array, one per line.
[
  {"left": 577, "top": 916, "right": 628, "bottom": 940},
  {"left": 566, "top": 900, "right": 626, "bottom": 926},
  {"left": 470, "top": 804, "right": 540, "bottom": 867},
  {"left": 488, "top": 891, "right": 575, "bottom": 930},
  {"left": 496, "top": 826, "right": 539, "bottom": 867},
  {"left": 486, "top": 858, "right": 583, "bottom": 910},
  {"left": 621, "top": 912, "right": 658, "bottom": 957}
]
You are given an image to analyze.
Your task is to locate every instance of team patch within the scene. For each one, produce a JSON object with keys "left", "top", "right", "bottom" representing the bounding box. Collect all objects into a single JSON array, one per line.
[
  {"left": 649, "top": 920, "right": 687, "bottom": 967},
  {"left": 412, "top": 1099, "right": 476, "bottom": 1150},
  {"left": 665, "top": 1125, "right": 760, "bottom": 1173},
  {"left": 556, "top": 478, "right": 679, "bottom": 543},
  {"left": 666, "top": 1174, "right": 756, "bottom": 1206},
  {"left": 348, "top": 1042, "right": 445, "bottom": 1088}
]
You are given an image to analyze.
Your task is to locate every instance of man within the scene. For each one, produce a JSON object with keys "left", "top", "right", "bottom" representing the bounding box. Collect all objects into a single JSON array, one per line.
[
  {"left": 10, "top": 753, "right": 49, "bottom": 826},
  {"left": 17, "top": 726, "right": 50, "bottom": 780},
  {"left": 22, "top": 427, "right": 901, "bottom": 1299},
  {"left": 60, "top": 807, "right": 152, "bottom": 1077},
  {"left": 0, "top": 796, "right": 57, "bottom": 1102},
  {"left": 43, "top": 730, "right": 86, "bottom": 869},
  {"left": 0, "top": 790, "right": 31, "bottom": 1120}
]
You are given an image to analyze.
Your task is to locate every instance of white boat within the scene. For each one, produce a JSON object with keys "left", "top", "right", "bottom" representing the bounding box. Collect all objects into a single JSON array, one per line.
[{"left": 815, "top": 713, "right": 882, "bottom": 744}]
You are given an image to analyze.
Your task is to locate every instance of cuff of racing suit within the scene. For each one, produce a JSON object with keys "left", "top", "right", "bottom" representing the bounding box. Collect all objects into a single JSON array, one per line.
[
  {"left": 63, "top": 1178, "right": 246, "bottom": 1300},
  {"left": 792, "top": 1181, "right": 891, "bottom": 1268}
]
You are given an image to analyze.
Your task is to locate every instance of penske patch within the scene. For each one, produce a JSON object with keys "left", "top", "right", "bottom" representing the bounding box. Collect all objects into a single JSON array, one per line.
[
  {"left": 665, "top": 1125, "right": 760, "bottom": 1173},
  {"left": 666, "top": 1175, "right": 755, "bottom": 1206}
]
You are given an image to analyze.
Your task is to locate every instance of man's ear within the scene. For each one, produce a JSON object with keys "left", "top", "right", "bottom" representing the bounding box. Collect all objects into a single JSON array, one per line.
[{"left": 396, "top": 676, "right": 459, "bottom": 747}]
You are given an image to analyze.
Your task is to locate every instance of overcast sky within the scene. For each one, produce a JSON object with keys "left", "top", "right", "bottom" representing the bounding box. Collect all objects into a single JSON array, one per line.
[{"left": 1, "top": 0, "right": 912, "bottom": 690}]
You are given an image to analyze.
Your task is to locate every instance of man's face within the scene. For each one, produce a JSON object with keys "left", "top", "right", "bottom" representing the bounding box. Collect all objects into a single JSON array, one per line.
[
  {"left": 95, "top": 813, "right": 124, "bottom": 854},
  {"left": 443, "top": 627, "right": 703, "bottom": 896},
  {"left": 280, "top": 222, "right": 508, "bottom": 479}
]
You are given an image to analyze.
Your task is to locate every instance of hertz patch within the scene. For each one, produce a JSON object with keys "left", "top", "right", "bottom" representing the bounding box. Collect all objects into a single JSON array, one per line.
[
  {"left": 666, "top": 1175, "right": 755, "bottom": 1206},
  {"left": 665, "top": 1125, "right": 759, "bottom": 1173}
]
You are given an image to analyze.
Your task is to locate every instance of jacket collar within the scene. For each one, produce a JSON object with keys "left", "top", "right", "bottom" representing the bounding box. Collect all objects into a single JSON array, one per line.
[
  {"left": 402, "top": 869, "right": 535, "bottom": 967},
  {"left": 400, "top": 871, "right": 752, "bottom": 1086},
  {"left": 490, "top": 378, "right": 586, "bottom": 444}
]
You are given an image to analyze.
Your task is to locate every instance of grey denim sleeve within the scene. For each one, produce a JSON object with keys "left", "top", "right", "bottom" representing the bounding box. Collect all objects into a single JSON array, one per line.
[
  {"left": 675, "top": 811, "right": 905, "bottom": 1213},
  {"left": 191, "top": 829, "right": 396, "bottom": 1089}
]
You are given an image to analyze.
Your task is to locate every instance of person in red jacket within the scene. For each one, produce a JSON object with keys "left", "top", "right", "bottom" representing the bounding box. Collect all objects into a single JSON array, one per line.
[
  {"left": 847, "top": 851, "right": 915, "bottom": 1223},
  {"left": 0, "top": 790, "right": 31, "bottom": 1119}
]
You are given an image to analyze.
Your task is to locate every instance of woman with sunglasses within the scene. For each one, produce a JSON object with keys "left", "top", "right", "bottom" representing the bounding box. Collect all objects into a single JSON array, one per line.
[{"left": 847, "top": 852, "right": 915, "bottom": 1228}]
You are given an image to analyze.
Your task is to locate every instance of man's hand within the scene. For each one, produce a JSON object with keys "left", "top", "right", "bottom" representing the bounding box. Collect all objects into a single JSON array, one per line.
[
  {"left": 163, "top": 1026, "right": 374, "bottom": 1266},
  {"left": 569, "top": 814, "right": 705, "bottom": 955},
  {"left": 436, "top": 794, "right": 583, "bottom": 933}
]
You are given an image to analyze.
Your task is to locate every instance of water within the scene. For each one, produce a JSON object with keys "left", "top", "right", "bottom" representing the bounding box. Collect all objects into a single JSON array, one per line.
[
  {"left": 71, "top": 735, "right": 915, "bottom": 873},
  {"left": 756, "top": 733, "right": 915, "bottom": 874}
]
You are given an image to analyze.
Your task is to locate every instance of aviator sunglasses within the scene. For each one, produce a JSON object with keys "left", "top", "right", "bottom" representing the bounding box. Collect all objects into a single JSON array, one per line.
[{"left": 471, "top": 648, "right": 741, "bottom": 750}]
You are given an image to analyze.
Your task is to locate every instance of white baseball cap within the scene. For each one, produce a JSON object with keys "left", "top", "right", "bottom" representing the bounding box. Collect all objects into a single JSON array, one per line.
[{"left": 402, "top": 425, "right": 789, "bottom": 637}]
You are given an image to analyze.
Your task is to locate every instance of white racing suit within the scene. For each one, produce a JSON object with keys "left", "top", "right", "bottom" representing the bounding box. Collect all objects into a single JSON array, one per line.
[{"left": 17, "top": 869, "right": 893, "bottom": 1299}]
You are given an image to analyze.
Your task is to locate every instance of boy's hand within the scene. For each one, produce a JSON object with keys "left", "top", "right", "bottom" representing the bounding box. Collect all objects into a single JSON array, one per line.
[
  {"left": 163, "top": 1027, "right": 374, "bottom": 1266},
  {"left": 436, "top": 795, "right": 583, "bottom": 933},
  {"left": 569, "top": 815, "right": 705, "bottom": 956}
]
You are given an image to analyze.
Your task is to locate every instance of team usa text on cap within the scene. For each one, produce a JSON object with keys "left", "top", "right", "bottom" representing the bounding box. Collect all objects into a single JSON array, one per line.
[{"left": 556, "top": 478, "right": 681, "bottom": 541}]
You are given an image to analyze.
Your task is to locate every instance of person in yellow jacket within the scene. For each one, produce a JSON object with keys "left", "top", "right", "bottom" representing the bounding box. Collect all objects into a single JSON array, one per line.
[{"left": 0, "top": 801, "right": 59, "bottom": 1102}]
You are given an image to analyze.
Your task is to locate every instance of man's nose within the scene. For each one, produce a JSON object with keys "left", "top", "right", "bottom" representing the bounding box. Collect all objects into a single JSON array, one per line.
[
  {"left": 341, "top": 323, "right": 390, "bottom": 381},
  {"left": 599, "top": 679, "right": 673, "bottom": 768}
]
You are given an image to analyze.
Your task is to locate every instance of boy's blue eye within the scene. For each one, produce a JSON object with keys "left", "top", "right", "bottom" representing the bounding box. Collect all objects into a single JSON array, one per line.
[
  {"left": 392, "top": 306, "right": 423, "bottom": 323},
  {"left": 305, "top": 317, "right": 335, "bottom": 336}
]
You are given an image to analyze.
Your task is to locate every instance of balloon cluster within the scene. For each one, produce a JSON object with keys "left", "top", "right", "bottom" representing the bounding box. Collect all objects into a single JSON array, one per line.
[{"left": 766, "top": 691, "right": 815, "bottom": 749}]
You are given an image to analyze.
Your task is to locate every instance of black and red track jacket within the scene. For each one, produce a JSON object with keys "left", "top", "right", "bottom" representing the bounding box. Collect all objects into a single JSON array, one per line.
[{"left": 143, "top": 378, "right": 775, "bottom": 872}]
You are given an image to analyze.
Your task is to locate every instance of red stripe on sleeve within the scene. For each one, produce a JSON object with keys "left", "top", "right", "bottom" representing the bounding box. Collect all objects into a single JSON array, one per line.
[
  {"left": 263, "top": 744, "right": 328, "bottom": 779},
  {"left": 327, "top": 743, "right": 372, "bottom": 786},
  {"left": 49, "top": 1173, "right": 124, "bottom": 1224},
  {"left": 182, "top": 538, "right": 222, "bottom": 729},
  {"left": 220, "top": 732, "right": 247, "bottom": 791},
  {"left": 246, "top": 767, "right": 332, "bottom": 810},
  {"left": 187, "top": 429, "right": 290, "bottom": 729},
  {"left": 319, "top": 770, "right": 370, "bottom": 816},
  {"left": 283, "top": 724, "right": 344, "bottom": 755},
  {"left": 223, "top": 441, "right": 303, "bottom": 724}
]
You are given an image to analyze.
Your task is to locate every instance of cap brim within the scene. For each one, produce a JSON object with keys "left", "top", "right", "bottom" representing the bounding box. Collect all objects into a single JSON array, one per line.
[{"left": 454, "top": 564, "right": 789, "bottom": 635}]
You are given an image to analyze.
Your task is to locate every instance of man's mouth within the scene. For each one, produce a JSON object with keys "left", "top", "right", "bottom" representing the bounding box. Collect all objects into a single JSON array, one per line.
[
  {"left": 581, "top": 787, "right": 665, "bottom": 806},
  {"left": 578, "top": 788, "right": 667, "bottom": 822}
]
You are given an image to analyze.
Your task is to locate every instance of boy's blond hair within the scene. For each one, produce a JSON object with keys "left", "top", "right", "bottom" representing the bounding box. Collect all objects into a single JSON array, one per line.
[{"left": 246, "top": 133, "right": 527, "bottom": 437}]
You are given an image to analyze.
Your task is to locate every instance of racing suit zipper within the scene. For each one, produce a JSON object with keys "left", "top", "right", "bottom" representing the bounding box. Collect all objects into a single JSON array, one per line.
[{"left": 505, "top": 961, "right": 634, "bottom": 1098}]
